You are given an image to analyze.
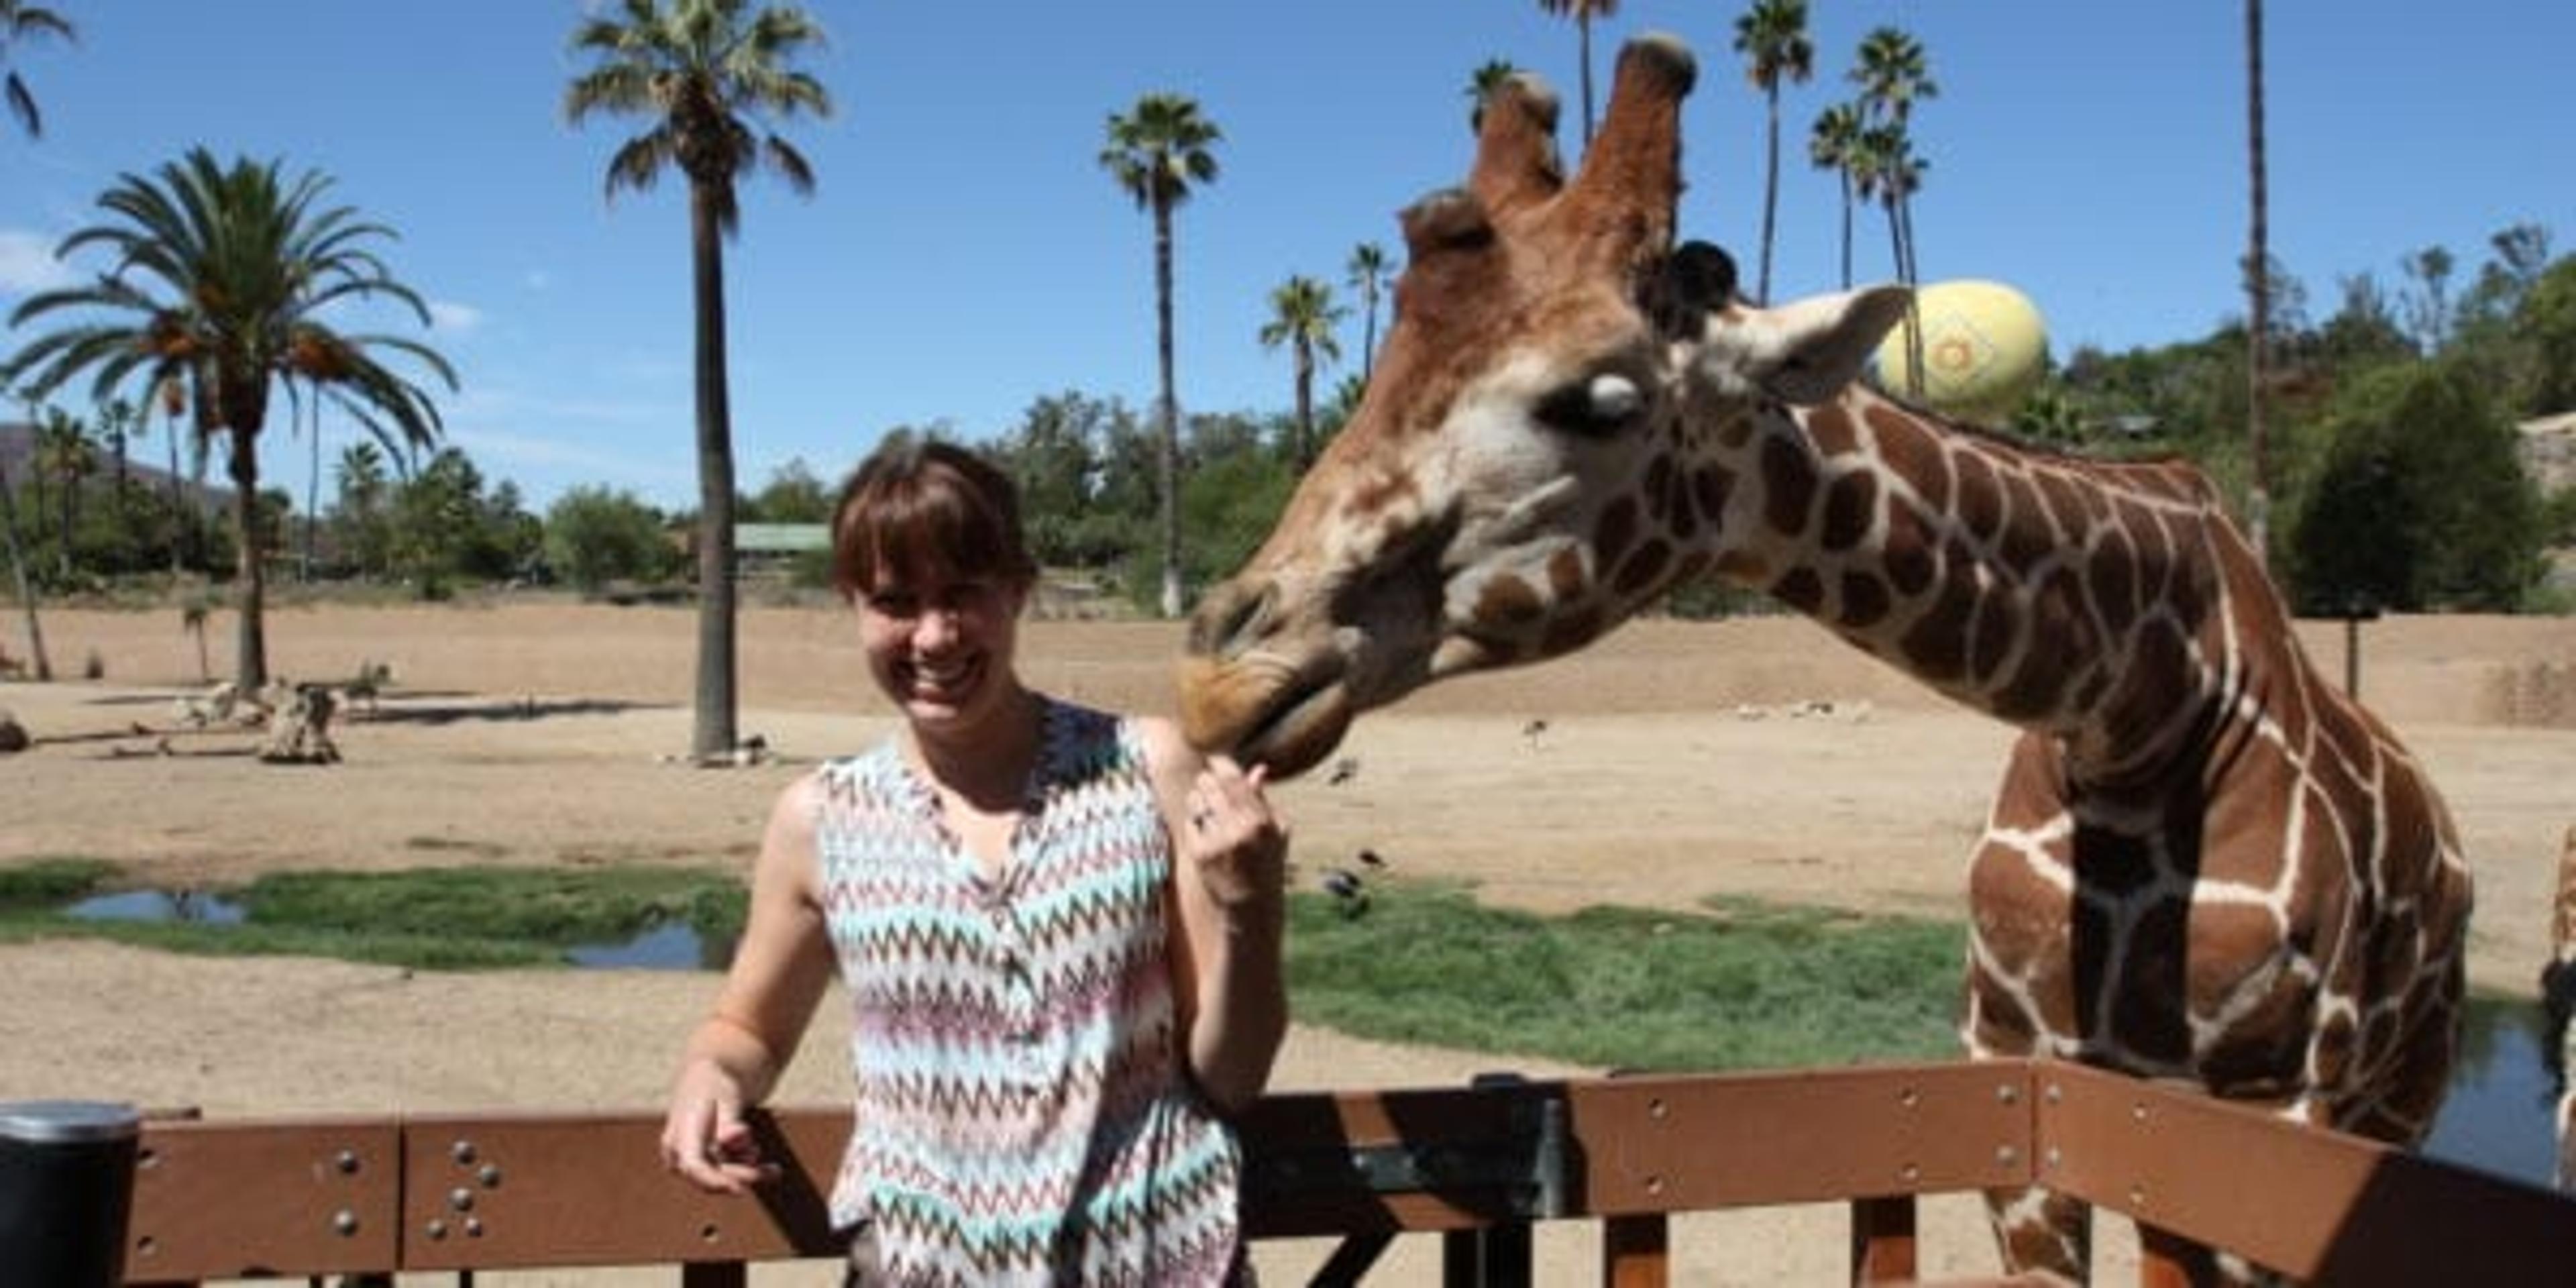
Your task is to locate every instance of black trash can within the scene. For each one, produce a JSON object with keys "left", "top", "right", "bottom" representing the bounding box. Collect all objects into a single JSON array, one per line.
[{"left": 0, "top": 1100, "right": 142, "bottom": 1287}]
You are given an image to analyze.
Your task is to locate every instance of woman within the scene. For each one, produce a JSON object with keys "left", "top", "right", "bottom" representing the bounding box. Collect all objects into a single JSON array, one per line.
[{"left": 659, "top": 439, "right": 1289, "bottom": 1285}]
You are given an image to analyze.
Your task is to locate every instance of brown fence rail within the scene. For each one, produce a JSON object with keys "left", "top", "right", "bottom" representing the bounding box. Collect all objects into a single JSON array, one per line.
[{"left": 95, "top": 1059, "right": 2576, "bottom": 1286}]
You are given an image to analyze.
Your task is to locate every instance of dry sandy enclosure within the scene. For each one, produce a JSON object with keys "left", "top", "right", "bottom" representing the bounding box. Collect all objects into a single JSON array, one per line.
[{"left": 3, "top": 601, "right": 2573, "bottom": 1285}]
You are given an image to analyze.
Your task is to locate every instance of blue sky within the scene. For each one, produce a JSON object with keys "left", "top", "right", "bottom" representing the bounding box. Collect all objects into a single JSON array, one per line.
[{"left": 1, "top": 1, "right": 2567, "bottom": 514}]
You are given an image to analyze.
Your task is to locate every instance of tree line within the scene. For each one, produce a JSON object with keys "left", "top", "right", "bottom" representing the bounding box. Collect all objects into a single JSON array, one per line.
[{"left": 3, "top": 1, "right": 2571, "bottom": 724}]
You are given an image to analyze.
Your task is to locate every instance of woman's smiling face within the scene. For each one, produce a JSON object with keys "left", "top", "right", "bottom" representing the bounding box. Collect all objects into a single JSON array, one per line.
[{"left": 853, "top": 562, "right": 1029, "bottom": 730}]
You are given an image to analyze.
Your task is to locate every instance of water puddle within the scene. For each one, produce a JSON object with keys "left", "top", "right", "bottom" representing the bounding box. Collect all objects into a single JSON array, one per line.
[
  {"left": 2423, "top": 996, "right": 2559, "bottom": 1189},
  {"left": 66, "top": 890, "right": 249, "bottom": 924},
  {"left": 62, "top": 888, "right": 732, "bottom": 971}
]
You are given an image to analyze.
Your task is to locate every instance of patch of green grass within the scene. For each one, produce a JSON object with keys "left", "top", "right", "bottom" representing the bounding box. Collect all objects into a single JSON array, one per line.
[
  {"left": 0, "top": 863, "right": 747, "bottom": 972},
  {"left": 0, "top": 857, "right": 119, "bottom": 909},
  {"left": 1285, "top": 879, "right": 1965, "bottom": 1073}
]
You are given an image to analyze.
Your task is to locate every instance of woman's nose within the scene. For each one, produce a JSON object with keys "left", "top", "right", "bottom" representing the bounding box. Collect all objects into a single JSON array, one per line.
[{"left": 911, "top": 605, "right": 961, "bottom": 649}]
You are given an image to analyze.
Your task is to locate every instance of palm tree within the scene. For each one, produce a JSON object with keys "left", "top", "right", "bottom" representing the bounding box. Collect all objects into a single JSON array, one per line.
[
  {"left": 1807, "top": 101, "right": 1864, "bottom": 290},
  {"left": 1, "top": 148, "right": 455, "bottom": 692},
  {"left": 33, "top": 406, "right": 92, "bottom": 578},
  {"left": 1100, "top": 92, "right": 1222, "bottom": 618},
  {"left": 95, "top": 394, "right": 134, "bottom": 531},
  {"left": 1850, "top": 27, "right": 1937, "bottom": 395},
  {"left": 1258, "top": 276, "right": 1347, "bottom": 470},
  {"left": 566, "top": 0, "right": 832, "bottom": 760},
  {"left": 153, "top": 372, "right": 189, "bottom": 571},
  {"left": 1466, "top": 58, "right": 1521, "bottom": 134},
  {"left": 0, "top": 1, "right": 72, "bottom": 139},
  {"left": 2245, "top": 0, "right": 2272, "bottom": 564},
  {"left": 0, "top": 389, "right": 48, "bottom": 680},
  {"left": 1343, "top": 242, "right": 1392, "bottom": 383},
  {"left": 1733, "top": 0, "right": 1813, "bottom": 306},
  {"left": 335, "top": 440, "right": 390, "bottom": 578},
  {"left": 1535, "top": 0, "right": 1619, "bottom": 147}
]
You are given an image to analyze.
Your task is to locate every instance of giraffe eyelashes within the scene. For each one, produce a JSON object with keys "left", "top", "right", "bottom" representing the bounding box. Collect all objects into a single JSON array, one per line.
[{"left": 1534, "top": 372, "right": 1646, "bottom": 438}]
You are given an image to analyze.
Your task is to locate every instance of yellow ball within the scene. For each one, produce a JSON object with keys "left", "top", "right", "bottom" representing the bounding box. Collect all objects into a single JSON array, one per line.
[{"left": 1870, "top": 280, "right": 2048, "bottom": 424}]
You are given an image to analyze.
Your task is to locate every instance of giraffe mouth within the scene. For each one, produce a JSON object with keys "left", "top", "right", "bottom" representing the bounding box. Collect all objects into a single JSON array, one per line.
[{"left": 1232, "top": 677, "right": 1354, "bottom": 782}]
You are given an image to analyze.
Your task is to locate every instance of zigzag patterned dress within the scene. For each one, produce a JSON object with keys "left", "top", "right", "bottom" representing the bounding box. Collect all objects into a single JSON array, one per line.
[{"left": 815, "top": 697, "right": 1250, "bottom": 1285}]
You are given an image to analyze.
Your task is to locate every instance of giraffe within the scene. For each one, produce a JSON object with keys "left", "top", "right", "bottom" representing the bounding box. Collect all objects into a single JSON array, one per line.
[{"left": 1175, "top": 34, "right": 2471, "bottom": 1283}]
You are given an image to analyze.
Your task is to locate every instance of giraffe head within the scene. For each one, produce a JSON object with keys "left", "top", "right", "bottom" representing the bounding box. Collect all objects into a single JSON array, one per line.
[{"left": 1179, "top": 34, "right": 1908, "bottom": 776}]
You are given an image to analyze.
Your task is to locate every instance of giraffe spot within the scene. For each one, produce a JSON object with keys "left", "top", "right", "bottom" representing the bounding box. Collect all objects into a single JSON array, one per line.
[
  {"left": 1594, "top": 495, "right": 1639, "bottom": 570},
  {"left": 1881, "top": 502, "right": 1937, "bottom": 598},
  {"left": 1713, "top": 549, "right": 1770, "bottom": 586},
  {"left": 1867, "top": 405, "right": 1951, "bottom": 513},
  {"left": 1804, "top": 402, "right": 1861, "bottom": 457},
  {"left": 1990, "top": 567, "right": 2090, "bottom": 721},
  {"left": 2096, "top": 619, "right": 2190, "bottom": 753},
  {"left": 1672, "top": 549, "right": 1713, "bottom": 586},
  {"left": 2069, "top": 818, "right": 2160, "bottom": 898},
  {"left": 1691, "top": 464, "right": 1736, "bottom": 529},
  {"left": 1759, "top": 433, "right": 1819, "bottom": 537},
  {"left": 1968, "top": 580, "right": 2018, "bottom": 686},
  {"left": 1838, "top": 572, "right": 1890, "bottom": 631},
  {"left": 1472, "top": 574, "right": 1545, "bottom": 627},
  {"left": 2088, "top": 525, "right": 2138, "bottom": 637},
  {"left": 1968, "top": 838, "right": 2067, "bottom": 979},
  {"left": 1998, "top": 472, "right": 2055, "bottom": 570},
  {"left": 1953, "top": 449, "right": 2003, "bottom": 542},
  {"left": 2311, "top": 1011, "right": 2358, "bottom": 1089},
  {"left": 1819, "top": 470, "right": 1878, "bottom": 553},
  {"left": 1613, "top": 539, "right": 1673, "bottom": 599},
  {"left": 1540, "top": 605, "right": 1608, "bottom": 656},
  {"left": 1897, "top": 555, "right": 1977, "bottom": 685},
  {"left": 2035, "top": 470, "right": 2090, "bottom": 541},
  {"left": 2104, "top": 895, "right": 2194, "bottom": 1063},
  {"left": 1546, "top": 546, "right": 1591, "bottom": 602},
  {"left": 1771, "top": 566, "right": 1825, "bottom": 615},
  {"left": 1716, "top": 409, "right": 1758, "bottom": 451},
  {"left": 1643, "top": 454, "right": 1677, "bottom": 525}
]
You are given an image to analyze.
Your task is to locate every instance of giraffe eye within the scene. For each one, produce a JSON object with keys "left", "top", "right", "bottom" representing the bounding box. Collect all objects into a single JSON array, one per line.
[{"left": 1535, "top": 372, "right": 1644, "bottom": 438}]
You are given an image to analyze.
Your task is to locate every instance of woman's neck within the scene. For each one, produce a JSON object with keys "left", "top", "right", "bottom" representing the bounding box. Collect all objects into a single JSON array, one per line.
[{"left": 905, "top": 684, "right": 1042, "bottom": 809}]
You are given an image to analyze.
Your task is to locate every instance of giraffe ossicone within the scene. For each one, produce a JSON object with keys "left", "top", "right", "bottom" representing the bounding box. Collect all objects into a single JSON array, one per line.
[{"left": 1177, "top": 32, "right": 2471, "bottom": 1285}]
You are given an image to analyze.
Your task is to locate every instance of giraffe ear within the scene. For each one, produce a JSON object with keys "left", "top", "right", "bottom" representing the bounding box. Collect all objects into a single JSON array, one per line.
[{"left": 1751, "top": 286, "right": 1911, "bottom": 406}]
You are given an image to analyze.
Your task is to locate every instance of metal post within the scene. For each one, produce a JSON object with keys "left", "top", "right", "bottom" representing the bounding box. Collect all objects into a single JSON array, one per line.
[{"left": 0, "top": 1100, "right": 142, "bottom": 1287}]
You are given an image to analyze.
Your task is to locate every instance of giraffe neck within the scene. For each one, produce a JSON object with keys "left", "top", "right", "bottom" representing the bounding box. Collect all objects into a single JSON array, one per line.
[{"left": 1679, "top": 384, "right": 2276, "bottom": 777}]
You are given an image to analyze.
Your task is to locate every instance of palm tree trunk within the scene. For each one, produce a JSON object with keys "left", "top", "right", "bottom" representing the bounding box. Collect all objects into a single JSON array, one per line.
[
  {"left": 225, "top": 427, "right": 267, "bottom": 691},
  {"left": 1361, "top": 288, "right": 1379, "bottom": 384},
  {"left": 2244, "top": 0, "right": 2272, "bottom": 566},
  {"left": 1837, "top": 174, "right": 1854, "bottom": 290},
  {"left": 1758, "top": 85, "right": 1781, "bottom": 306},
  {"left": 0, "top": 454, "right": 54, "bottom": 681},
  {"left": 1899, "top": 192, "right": 1926, "bottom": 396},
  {"left": 164, "top": 423, "right": 184, "bottom": 574},
  {"left": 303, "top": 382, "right": 321, "bottom": 582},
  {"left": 1294, "top": 343, "right": 1316, "bottom": 470},
  {"left": 688, "top": 178, "right": 741, "bottom": 759},
  {"left": 1153, "top": 197, "right": 1183, "bottom": 619}
]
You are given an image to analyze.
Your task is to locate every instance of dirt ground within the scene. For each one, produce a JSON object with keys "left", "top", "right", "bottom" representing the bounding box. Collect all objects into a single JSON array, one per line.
[{"left": 3, "top": 600, "right": 2573, "bottom": 1284}]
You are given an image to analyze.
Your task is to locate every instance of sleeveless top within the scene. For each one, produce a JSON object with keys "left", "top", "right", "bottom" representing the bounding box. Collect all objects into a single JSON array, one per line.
[{"left": 813, "top": 697, "right": 1250, "bottom": 1286}]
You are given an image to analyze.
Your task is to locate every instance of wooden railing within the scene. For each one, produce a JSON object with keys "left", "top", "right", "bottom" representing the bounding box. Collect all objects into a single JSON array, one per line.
[{"left": 107, "top": 1059, "right": 2576, "bottom": 1286}]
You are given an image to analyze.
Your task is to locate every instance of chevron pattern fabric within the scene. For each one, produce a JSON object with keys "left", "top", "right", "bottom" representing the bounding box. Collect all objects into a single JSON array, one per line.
[{"left": 816, "top": 698, "right": 1250, "bottom": 1285}]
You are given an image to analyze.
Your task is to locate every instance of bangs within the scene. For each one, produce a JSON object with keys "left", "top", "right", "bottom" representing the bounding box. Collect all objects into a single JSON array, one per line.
[{"left": 830, "top": 442, "right": 1034, "bottom": 596}]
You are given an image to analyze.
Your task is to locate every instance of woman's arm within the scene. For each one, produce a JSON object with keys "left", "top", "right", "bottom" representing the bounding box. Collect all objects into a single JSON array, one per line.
[
  {"left": 1144, "top": 718, "right": 1289, "bottom": 1114},
  {"left": 660, "top": 770, "right": 839, "bottom": 1193}
]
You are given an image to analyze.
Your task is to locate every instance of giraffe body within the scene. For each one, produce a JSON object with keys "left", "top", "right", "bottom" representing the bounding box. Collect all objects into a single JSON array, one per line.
[{"left": 1176, "top": 35, "right": 2470, "bottom": 1283}]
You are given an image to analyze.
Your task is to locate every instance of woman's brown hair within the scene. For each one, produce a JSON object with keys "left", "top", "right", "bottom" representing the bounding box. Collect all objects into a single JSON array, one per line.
[{"left": 828, "top": 438, "right": 1038, "bottom": 598}]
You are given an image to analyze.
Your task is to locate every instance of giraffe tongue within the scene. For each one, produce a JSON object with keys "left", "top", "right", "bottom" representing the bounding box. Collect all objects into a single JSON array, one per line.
[{"left": 1238, "top": 682, "right": 1354, "bottom": 782}]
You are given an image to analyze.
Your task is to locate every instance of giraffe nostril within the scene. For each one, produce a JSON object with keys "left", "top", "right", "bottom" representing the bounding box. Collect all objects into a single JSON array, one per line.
[{"left": 1190, "top": 580, "right": 1277, "bottom": 659}]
